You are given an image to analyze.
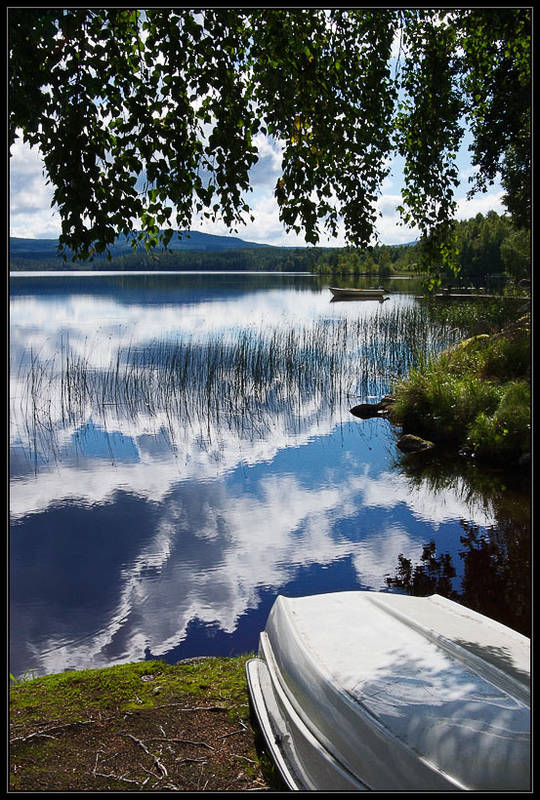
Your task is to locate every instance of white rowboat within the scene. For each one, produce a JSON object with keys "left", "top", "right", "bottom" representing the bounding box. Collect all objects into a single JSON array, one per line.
[
  {"left": 246, "top": 591, "right": 530, "bottom": 791},
  {"left": 329, "top": 286, "right": 387, "bottom": 298}
]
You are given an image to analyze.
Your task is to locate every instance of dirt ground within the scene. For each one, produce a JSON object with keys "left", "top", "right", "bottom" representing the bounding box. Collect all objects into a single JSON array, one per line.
[
  {"left": 9, "top": 658, "right": 287, "bottom": 792},
  {"left": 9, "top": 699, "right": 287, "bottom": 792}
]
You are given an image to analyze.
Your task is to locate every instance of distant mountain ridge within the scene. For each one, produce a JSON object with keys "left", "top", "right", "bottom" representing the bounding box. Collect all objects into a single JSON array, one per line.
[
  {"left": 10, "top": 231, "right": 418, "bottom": 260},
  {"left": 10, "top": 230, "right": 276, "bottom": 259},
  {"left": 10, "top": 231, "right": 419, "bottom": 274}
]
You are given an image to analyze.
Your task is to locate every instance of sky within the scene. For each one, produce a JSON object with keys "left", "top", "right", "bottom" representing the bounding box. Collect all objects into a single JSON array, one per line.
[
  {"left": 9, "top": 18, "right": 506, "bottom": 250},
  {"left": 8, "top": 130, "right": 506, "bottom": 248}
]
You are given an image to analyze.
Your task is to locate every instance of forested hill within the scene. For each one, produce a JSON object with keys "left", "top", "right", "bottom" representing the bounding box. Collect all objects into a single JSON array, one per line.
[
  {"left": 9, "top": 231, "right": 330, "bottom": 272},
  {"left": 10, "top": 230, "right": 275, "bottom": 260},
  {"left": 10, "top": 212, "right": 528, "bottom": 284}
]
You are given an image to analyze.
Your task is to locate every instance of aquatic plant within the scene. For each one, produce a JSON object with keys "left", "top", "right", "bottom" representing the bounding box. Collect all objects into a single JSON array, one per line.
[{"left": 12, "top": 304, "right": 462, "bottom": 469}]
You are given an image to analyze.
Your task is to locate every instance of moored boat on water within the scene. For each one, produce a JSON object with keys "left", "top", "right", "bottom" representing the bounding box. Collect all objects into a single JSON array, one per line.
[
  {"left": 246, "top": 590, "right": 530, "bottom": 792},
  {"left": 329, "top": 286, "right": 387, "bottom": 299}
]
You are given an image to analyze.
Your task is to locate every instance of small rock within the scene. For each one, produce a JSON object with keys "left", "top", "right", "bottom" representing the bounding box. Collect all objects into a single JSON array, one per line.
[
  {"left": 350, "top": 402, "right": 383, "bottom": 418},
  {"left": 351, "top": 395, "right": 397, "bottom": 418},
  {"left": 397, "top": 434, "right": 435, "bottom": 453}
]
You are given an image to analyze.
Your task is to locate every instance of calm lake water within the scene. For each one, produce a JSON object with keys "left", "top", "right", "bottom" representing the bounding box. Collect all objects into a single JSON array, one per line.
[{"left": 9, "top": 271, "right": 530, "bottom": 678}]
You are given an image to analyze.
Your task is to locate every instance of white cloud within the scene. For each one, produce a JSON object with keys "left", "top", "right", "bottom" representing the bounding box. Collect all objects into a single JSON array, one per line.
[
  {"left": 252, "top": 132, "right": 283, "bottom": 178},
  {"left": 9, "top": 138, "right": 60, "bottom": 238},
  {"left": 455, "top": 191, "right": 506, "bottom": 220},
  {"left": 376, "top": 192, "right": 420, "bottom": 245},
  {"left": 9, "top": 132, "right": 506, "bottom": 249}
]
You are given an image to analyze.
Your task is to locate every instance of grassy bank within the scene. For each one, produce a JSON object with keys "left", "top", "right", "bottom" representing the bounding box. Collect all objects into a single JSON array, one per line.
[
  {"left": 389, "top": 309, "right": 531, "bottom": 466},
  {"left": 9, "top": 656, "right": 283, "bottom": 792}
]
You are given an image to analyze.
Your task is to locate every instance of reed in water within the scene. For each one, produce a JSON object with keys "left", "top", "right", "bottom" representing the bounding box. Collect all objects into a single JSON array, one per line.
[{"left": 13, "top": 304, "right": 461, "bottom": 464}]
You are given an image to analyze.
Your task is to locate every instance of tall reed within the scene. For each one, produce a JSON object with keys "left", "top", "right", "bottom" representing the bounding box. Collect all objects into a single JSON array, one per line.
[{"left": 13, "top": 304, "right": 461, "bottom": 466}]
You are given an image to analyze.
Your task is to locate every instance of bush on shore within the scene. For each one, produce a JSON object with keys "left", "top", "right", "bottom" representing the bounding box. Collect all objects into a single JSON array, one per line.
[
  {"left": 467, "top": 380, "right": 530, "bottom": 463},
  {"left": 390, "top": 316, "right": 530, "bottom": 465}
]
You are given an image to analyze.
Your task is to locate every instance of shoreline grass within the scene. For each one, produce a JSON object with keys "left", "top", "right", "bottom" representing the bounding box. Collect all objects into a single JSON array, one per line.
[
  {"left": 9, "top": 656, "right": 252, "bottom": 720},
  {"left": 389, "top": 312, "right": 531, "bottom": 465}
]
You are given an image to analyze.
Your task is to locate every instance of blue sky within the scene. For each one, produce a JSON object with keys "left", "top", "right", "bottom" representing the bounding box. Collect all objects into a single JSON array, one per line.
[
  {"left": 9, "top": 22, "right": 506, "bottom": 250},
  {"left": 8, "top": 129, "right": 505, "bottom": 248}
]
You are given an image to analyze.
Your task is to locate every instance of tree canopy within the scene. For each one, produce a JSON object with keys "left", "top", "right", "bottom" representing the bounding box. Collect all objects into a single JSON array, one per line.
[{"left": 9, "top": 8, "right": 531, "bottom": 268}]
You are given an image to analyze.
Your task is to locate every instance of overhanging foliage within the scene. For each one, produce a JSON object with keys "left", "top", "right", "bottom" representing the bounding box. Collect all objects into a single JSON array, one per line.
[{"left": 9, "top": 9, "right": 530, "bottom": 271}]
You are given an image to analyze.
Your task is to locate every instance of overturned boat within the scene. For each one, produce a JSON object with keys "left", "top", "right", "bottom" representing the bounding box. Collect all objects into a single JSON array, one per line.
[{"left": 246, "top": 591, "right": 530, "bottom": 791}]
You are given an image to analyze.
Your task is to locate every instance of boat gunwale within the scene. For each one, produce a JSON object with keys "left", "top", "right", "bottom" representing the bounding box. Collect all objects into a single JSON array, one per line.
[
  {"left": 251, "top": 592, "right": 530, "bottom": 792},
  {"left": 329, "top": 286, "right": 387, "bottom": 296},
  {"left": 246, "top": 650, "right": 371, "bottom": 792},
  {"left": 260, "top": 595, "right": 466, "bottom": 791}
]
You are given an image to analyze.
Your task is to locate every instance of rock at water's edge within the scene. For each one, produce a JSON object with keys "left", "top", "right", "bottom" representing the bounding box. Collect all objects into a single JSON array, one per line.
[
  {"left": 397, "top": 434, "right": 435, "bottom": 453},
  {"left": 350, "top": 396, "right": 396, "bottom": 419}
]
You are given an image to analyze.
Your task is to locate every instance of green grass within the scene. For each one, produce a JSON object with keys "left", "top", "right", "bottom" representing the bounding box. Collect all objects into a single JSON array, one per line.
[
  {"left": 390, "top": 317, "right": 531, "bottom": 465},
  {"left": 9, "top": 656, "right": 253, "bottom": 726}
]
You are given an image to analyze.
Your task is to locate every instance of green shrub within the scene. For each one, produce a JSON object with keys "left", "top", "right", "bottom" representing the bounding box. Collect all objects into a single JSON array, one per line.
[
  {"left": 467, "top": 381, "right": 531, "bottom": 463},
  {"left": 392, "top": 363, "right": 501, "bottom": 443},
  {"left": 434, "top": 376, "right": 502, "bottom": 439},
  {"left": 391, "top": 316, "right": 530, "bottom": 464},
  {"left": 481, "top": 333, "right": 530, "bottom": 382}
]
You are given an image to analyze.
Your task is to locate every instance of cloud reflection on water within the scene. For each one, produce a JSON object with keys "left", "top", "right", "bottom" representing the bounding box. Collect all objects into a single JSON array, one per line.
[
  {"left": 10, "top": 421, "right": 495, "bottom": 676},
  {"left": 9, "top": 275, "right": 496, "bottom": 678}
]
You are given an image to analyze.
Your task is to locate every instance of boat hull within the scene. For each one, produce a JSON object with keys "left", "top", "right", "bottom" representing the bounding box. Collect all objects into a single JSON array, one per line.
[
  {"left": 329, "top": 287, "right": 386, "bottom": 298},
  {"left": 246, "top": 655, "right": 368, "bottom": 790},
  {"left": 246, "top": 591, "right": 530, "bottom": 792}
]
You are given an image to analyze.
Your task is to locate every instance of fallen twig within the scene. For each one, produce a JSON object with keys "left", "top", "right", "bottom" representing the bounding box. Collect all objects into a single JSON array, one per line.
[
  {"left": 92, "top": 750, "right": 143, "bottom": 787},
  {"left": 232, "top": 753, "right": 257, "bottom": 764},
  {"left": 146, "top": 736, "right": 214, "bottom": 751},
  {"left": 119, "top": 732, "right": 168, "bottom": 778},
  {"left": 153, "top": 702, "right": 229, "bottom": 712},
  {"left": 10, "top": 731, "right": 56, "bottom": 744},
  {"left": 11, "top": 715, "right": 113, "bottom": 744},
  {"left": 218, "top": 728, "right": 247, "bottom": 740},
  {"left": 140, "top": 764, "right": 163, "bottom": 783},
  {"left": 92, "top": 769, "right": 142, "bottom": 786}
]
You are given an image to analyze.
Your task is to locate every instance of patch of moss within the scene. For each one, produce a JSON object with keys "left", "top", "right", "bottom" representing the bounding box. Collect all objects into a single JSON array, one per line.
[{"left": 10, "top": 656, "right": 253, "bottom": 727}]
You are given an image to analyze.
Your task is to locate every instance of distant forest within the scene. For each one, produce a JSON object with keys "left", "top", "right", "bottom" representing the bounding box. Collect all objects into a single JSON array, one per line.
[
  {"left": 10, "top": 212, "right": 529, "bottom": 285},
  {"left": 10, "top": 243, "right": 326, "bottom": 273},
  {"left": 313, "top": 212, "right": 529, "bottom": 285}
]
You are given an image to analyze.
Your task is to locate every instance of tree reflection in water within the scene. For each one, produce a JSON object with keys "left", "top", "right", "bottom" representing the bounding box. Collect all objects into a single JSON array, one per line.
[
  {"left": 386, "top": 541, "right": 458, "bottom": 600},
  {"left": 386, "top": 451, "right": 530, "bottom": 636},
  {"left": 459, "top": 516, "right": 530, "bottom": 637}
]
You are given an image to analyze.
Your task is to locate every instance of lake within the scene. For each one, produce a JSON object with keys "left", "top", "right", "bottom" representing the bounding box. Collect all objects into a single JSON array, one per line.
[{"left": 9, "top": 271, "right": 530, "bottom": 679}]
